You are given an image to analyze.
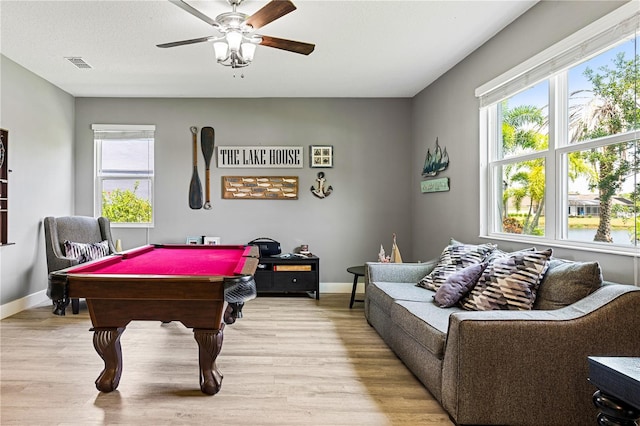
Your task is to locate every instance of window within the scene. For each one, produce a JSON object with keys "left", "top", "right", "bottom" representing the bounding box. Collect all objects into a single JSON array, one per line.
[
  {"left": 93, "top": 124, "right": 155, "bottom": 227},
  {"left": 477, "top": 4, "right": 639, "bottom": 252}
]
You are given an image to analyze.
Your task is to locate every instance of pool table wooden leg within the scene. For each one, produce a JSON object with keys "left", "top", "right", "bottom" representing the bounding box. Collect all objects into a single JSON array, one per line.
[
  {"left": 92, "top": 327, "right": 125, "bottom": 393},
  {"left": 193, "top": 325, "right": 224, "bottom": 395}
]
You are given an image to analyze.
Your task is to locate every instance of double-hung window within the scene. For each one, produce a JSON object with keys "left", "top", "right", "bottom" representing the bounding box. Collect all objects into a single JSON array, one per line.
[
  {"left": 477, "top": 4, "right": 640, "bottom": 252},
  {"left": 93, "top": 124, "right": 155, "bottom": 227}
]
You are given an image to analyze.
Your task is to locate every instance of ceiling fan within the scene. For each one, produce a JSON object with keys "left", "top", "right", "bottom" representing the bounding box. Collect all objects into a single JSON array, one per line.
[{"left": 157, "top": 0, "right": 315, "bottom": 69}]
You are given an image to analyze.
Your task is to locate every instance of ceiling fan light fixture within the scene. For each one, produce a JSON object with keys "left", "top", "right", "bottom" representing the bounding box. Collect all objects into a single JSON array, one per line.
[
  {"left": 226, "top": 30, "right": 243, "bottom": 52},
  {"left": 241, "top": 42, "right": 257, "bottom": 62},
  {"left": 213, "top": 41, "right": 229, "bottom": 61}
]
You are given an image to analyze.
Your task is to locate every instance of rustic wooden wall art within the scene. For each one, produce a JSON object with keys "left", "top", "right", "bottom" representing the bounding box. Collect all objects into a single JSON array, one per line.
[{"left": 222, "top": 176, "right": 298, "bottom": 199}]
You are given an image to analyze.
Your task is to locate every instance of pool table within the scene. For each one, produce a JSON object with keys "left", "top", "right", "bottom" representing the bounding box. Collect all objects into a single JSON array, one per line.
[{"left": 48, "top": 244, "right": 259, "bottom": 395}]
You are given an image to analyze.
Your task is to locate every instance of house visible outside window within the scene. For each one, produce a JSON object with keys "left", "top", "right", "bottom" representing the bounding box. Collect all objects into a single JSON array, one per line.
[
  {"left": 477, "top": 4, "right": 639, "bottom": 253},
  {"left": 92, "top": 124, "right": 155, "bottom": 227}
]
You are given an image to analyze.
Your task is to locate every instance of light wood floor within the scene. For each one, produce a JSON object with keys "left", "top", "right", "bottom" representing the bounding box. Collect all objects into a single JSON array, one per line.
[{"left": 1, "top": 294, "right": 453, "bottom": 425}]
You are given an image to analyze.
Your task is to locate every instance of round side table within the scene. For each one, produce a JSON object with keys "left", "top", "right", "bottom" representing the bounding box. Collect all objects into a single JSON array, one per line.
[{"left": 347, "top": 265, "right": 366, "bottom": 308}]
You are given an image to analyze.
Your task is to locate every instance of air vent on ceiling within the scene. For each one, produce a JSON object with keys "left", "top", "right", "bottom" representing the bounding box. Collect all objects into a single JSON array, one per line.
[{"left": 65, "top": 57, "right": 92, "bottom": 69}]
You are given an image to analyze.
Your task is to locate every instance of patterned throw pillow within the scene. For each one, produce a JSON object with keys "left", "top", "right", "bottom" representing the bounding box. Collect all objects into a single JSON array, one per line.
[
  {"left": 433, "top": 262, "right": 488, "bottom": 308},
  {"left": 484, "top": 247, "right": 536, "bottom": 264},
  {"left": 417, "top": 242, "right": 496, "bottom": 291},
  {"left": 64, "top": 240, "right": 110, "bottom": 264},
  {"left": 460, "top": 248, "right": 553, "bottom": 311}
]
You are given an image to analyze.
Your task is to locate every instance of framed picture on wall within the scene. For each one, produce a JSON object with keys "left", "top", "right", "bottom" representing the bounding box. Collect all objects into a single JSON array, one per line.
[{"left": 310, "top": 145, "right": 333, "bottom": 168}]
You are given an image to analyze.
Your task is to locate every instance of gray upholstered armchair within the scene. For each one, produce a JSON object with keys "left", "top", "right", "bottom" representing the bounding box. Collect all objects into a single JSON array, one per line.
[{"left": 44, "top": 216, "right": 116, "bottom": 314}]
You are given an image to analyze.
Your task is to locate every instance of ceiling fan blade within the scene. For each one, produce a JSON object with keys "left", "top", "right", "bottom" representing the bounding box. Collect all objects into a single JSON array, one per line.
[
  {"left": 245, "top": 0, "right": 296, "bottom": 30},
  {"left": 260, "top": 35, "right": 315, "bottom": 55},
  {"left": 157, "top": 36, "right": 216, "bottom": 48},
  {"left": 169, "top": 0, "right": 219, "bottom": 28}
]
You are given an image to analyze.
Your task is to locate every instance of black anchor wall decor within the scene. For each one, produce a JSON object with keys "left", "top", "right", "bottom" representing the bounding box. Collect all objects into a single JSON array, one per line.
[{"left": 310, "top": 172, "right": 332, "bottom": 198}]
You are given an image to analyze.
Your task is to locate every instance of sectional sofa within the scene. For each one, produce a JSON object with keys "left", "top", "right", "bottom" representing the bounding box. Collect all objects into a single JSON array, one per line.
[{"left": 364, "top": 244, "right": 640, "bottom": 426}]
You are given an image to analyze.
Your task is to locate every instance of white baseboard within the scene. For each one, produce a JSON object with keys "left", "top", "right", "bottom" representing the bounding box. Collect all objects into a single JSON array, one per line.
[
  {"left": 320, "top": 282, "right": 361, "bottom": 294},
  {"left": 1, "top": 290, "right": 49, "bottom": 320}
]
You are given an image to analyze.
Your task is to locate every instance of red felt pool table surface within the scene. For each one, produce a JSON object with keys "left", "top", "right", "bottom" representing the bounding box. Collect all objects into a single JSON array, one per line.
[{"left": 67, "top": 244, "right": 257, "bottom": 277}]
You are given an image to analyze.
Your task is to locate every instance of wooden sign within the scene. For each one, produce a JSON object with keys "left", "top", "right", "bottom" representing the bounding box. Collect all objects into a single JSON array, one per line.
[
  {"left": 421, "top": 177, "right": 450, "bottom": 193},
  {"left": 217, "top": 146, "right": 303, "bottom": 168},
  {"left": 222, "top": 176, "right": 298, "bottom": 199}
]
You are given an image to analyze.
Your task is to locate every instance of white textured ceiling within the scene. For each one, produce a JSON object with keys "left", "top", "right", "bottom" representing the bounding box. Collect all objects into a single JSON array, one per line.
[{"left": 0, "top": 0, "right": 536, "bottom": 98}]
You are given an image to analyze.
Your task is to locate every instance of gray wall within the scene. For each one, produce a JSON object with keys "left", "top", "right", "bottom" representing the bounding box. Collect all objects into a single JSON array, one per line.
[
  {"left": 0, "top": 55, "right": 75, "bottom": 306},
  {"left": 74, "top": 98, "right": 413, "bottom": 285},
  {"left": 410, "top": 0, "right": 638, "bottom": 284}
]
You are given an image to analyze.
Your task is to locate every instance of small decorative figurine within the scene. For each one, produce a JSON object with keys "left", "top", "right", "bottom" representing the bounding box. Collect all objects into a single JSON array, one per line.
[
  {"left": 390, "top": 233, "right": 403, "bottom": 263},
  {"left": 378, "top": 234, "right": 403, "bottom": 263},
  {"left": 310, "top": 172, "right": 333, "bottom": 198},
  {"left": 378, "top": 245, "right": 390, "bottom": 263}
]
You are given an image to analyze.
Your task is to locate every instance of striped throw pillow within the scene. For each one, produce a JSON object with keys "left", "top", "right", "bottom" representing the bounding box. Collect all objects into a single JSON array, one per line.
[
  {"left": 460, "top": 248, "right": 552, "bottom": 311},
  {"left": 417, "top": 242, "right": 496, "bottom": 291},
  {"left": 64, "top": 240, "right": 109, "bottom": 264}
]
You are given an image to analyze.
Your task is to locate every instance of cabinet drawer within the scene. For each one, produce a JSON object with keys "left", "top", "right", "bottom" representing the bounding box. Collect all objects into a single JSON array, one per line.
[{"left": 272, "top": 271, "right": 316, "bottom": 292}]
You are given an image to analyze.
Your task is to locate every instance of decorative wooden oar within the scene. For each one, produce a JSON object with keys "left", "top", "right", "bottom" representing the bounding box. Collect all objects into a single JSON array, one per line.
[
  {"left": 188, "top": 126, "right": 203, "bottom": 209},
  {"left": 201, "top": 126, "right": 215, "bottom": 210}
]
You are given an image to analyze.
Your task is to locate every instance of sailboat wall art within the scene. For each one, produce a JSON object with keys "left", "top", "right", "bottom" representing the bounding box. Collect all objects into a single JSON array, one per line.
[{"left": 422, "top": 138, "right": 449, "bottom": 177}]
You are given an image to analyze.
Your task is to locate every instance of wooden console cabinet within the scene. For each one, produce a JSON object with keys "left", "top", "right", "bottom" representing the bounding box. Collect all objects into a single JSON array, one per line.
[{"left": 254, "top": 255, "right": 319, "bottom": 299}]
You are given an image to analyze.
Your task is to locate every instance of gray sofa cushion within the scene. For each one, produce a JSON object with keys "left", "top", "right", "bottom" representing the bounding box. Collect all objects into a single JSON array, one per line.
[
  {"left": 533, "top": 259, "right": 603, "bottom": 309},
  {"left": 367, "top": 281, "right": 435, "bottom": 313},
  {"left": 392, "top": 300, "right": 465, "bottom": 359},
  {"left": 366, "top": 281, "right": 438, "bottom": 345}
]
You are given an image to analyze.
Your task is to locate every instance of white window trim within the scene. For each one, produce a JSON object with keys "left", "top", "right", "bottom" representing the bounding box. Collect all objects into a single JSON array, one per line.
[
  {"left": 476, "top": 2, "right": 640, "bottom": 257},
  {"left": 92, "top": 124, "right": 155, "bottom": 228},
  {"left": 91, "top": 124, "right": 155, "bottom": 132}
]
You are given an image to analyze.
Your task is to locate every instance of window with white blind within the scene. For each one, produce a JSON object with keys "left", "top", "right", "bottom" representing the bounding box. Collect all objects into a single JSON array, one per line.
[
  {"left": 477, "top": 3, "right": 640, "bottom": 253},
  {"left": 93, "top": 124, "right": 155, "bottom": 227}
]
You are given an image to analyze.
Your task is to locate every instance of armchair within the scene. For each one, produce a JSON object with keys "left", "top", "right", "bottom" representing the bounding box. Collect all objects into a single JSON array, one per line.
[{"left": 44, "top": 216, "right": 116, "bottom": 314}]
